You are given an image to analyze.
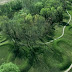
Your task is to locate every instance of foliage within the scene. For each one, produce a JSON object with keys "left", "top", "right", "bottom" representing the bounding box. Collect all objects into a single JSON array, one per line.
[
  {"left": 33, "top": 2, "right": 43, "bottom": 14},
  {"left": 0, "top": 0, "right": 65, "bottom": 63},
  {"left": 0, "top": 0, "right": 70, "bottom": 71},
  {"left": 40, "top": 8, "right": 51, "bottom": 18},
  {"left": 1, "top": 12, "right": 52, "bottom": 57},
  {"left": 56, "top": 6, "right": 63, "bottom": 23},
  {"left": 60, "top": 0, "right": 67, "bottom": 10},
  {"left": 0, "top": 0, "right": 22, "bottom": 18},
  {"left": 0, "top": 62, "right": 20, "bottom": 72}
]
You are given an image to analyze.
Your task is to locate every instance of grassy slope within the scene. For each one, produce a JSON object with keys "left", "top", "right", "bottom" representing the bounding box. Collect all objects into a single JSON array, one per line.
[
  {"left": 0, "top": 0, "right": 72, "bottom": 72},
  {"left": 0, "top": 31, "right": 11, "bottom": 64},
  {"left": 33, "top": 7, "right": 72, "bottom": 72},
  {"left": 52, "top": 9, "right": 72, "bottom": 71}
]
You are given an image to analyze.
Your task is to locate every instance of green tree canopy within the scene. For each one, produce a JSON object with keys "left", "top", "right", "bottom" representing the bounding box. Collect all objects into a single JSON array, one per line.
[
  {"left": 0, "top": 62, "right": 20, "bottom": 72},
  {"left": 2, "top": 12, "right": 52, "bottom": 58},
  {"left": 40, "top": 8, "right": 51, "bottom": 18}
]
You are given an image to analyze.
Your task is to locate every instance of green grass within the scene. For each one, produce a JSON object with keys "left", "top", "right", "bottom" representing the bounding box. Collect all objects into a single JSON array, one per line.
[
  {"left": 0, "top": 31, "right": 30, "bottom": 71},
  {"left": 28, "top": 9, "right": 72, "bottom": 72},
  {"left": 0, "top": 45, "right": 10, "bottom": 65},
  {"left": 51, "top": 10, "right": 72, "bottom": 71},
  {"left": 54, "top": 25, "right": 63, "bottom": 39},
  {"left": 0, "top": 1, "right": 72, "bottom": 72},
  {"left": 0, "top": 31, "right": 11, "bottom": 64}
]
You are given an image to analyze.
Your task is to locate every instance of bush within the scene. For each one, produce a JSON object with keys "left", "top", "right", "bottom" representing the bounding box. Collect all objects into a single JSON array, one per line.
[
  {"left": 40, "top": 8, "right": 50, "bottom": 18},
  {"left": 0, "top": 62, "right": 20, "bottom": 72},
  {"left": 0, "top": 0, "right": 22, "bottom": 18}
]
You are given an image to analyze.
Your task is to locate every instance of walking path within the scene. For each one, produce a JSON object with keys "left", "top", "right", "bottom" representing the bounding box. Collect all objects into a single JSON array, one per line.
[
  {"left": 0, "top": 0, "right": 72, "bottom": 72},
  {"left": 64, "top": 64, "right": 72, "bottom": 72},
  {"left": 41, "top": 10, "right": 72, "bottom": 72},
  {"left": 41, "top": 10, "right": 71, "bottom": 45}
]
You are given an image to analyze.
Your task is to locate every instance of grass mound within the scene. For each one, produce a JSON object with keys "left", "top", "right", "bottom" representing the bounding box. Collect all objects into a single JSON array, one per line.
[
  {"left": 0, "top": 45, "right": 10, "bottom": 65},
  {"left": 68, "top": 26, "right": 72, "bottom": 33}
]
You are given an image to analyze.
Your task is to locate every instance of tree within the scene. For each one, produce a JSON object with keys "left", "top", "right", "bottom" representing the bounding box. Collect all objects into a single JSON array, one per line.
[
  {"left": 1, "top": 11, "right": 53, "bottom": 58},
  {"left": 33, "top": 2, "right": 43, "bottom": 14},
  {"left": 44, "top": 0, "right": 61, "bottom": 8},
  {"left": 60, "top": 0, "right": 67, "bottom": 10},
  {"left": 56, "top": 6, "right": 63, "bottom": 23},
  {"left": 21, "top": 0, "right": 34, "bottom": 10},
  {"left": 0, "top": 0, "right": 66, "bottom": 71},
  {"left": 0, "top": 0, "right": 22, "bottom": 18},
  {"left": 1, "top": 12, "right": 54, "bottom": 72},
  {"left": 11, "top": 0, "right": 22, "bottom": 11},
  {"left": 25, "top": 14, "right": 33, "bottom": 23},
  {"left": 40, "top": 8, "right": 51, "bottom": 19},
  {"left": 0, "top": 62, "right": 20, "bottom": 72},
  {"left": 50, "top": 7, "right": 57, "bottom": 23},
  {"left": 40, "top": 7, "right": 57, "bottom": 24}
]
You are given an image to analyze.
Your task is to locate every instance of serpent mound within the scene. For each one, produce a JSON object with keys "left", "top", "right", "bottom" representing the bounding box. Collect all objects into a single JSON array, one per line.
[
  {"left": 0, "top": 45, "right": 10, "bottom": 65},
  {"left": 69, "top": 26, "right": 72, "bottom": 34}
]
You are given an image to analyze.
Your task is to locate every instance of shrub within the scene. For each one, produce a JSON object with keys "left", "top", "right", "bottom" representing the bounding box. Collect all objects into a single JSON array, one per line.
[{"left": 0, "top": 62, "right": 20, "bottom": 72}]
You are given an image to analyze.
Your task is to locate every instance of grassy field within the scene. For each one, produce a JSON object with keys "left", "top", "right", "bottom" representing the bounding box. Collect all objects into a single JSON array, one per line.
[
  {"left": 35, "top": 8, "right": 72, "bottom": 72},
  {"left": 0, "top": 10, "right": 71, "bottom": 72},
  {"left": 0, "top": 0, "right": 72, "bottom": 72},
  {"left": 52, "top": 10, "right": 72, "bottom": 71},
  {"left": 0, "top": 31, "right": 10, "bottom": 64}
]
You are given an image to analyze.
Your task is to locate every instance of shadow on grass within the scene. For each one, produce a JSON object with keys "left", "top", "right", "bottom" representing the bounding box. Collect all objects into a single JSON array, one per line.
[
  {"left": 59, "top": 22, "right": 69, "bottom": 26},
  {"left": 60, "top": 61, "right": 71, "bottom": 71}
]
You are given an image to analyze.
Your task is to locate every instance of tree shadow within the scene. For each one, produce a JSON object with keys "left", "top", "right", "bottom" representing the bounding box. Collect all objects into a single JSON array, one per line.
[{"left": 59, "top": 22, "right": 69, "bottom": 26}]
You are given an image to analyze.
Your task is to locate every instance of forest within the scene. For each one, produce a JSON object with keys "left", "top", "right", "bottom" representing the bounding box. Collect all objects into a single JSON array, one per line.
[{"left": 0, "top": 0, "right": 72, "bottom": 72}]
